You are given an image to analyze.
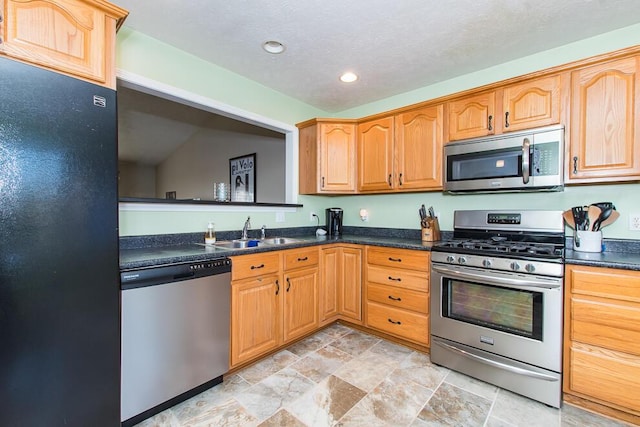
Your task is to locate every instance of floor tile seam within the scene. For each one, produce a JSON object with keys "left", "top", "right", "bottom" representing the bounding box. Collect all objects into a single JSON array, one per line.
[
  {"left": 481, "top": 390, "right": 502, "bottom": 427},
  {"left": 441, "top": 376, "right": 500, "bottom": 403}
]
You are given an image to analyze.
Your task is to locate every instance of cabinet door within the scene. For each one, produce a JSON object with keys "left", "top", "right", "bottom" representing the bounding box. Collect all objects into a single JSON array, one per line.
[
  {"left": 569, "top": 56, "right": 640, "bottom": 182},
  {"left": 231, "top": 275, "right": 281, "bottom": 367},
  {"left": 283, "top": 267, "right": 318, "bottom": 343},
  {"left": 395, "top": 105, "right": 444, "bottom": 190},
  {"left": 447, "top": 91, "right": 496, "bottom": 141},
  {"left": 320, "top": 247, "right": 340, "bottom": 323},
  {"left": 502, "top": 75, "right": 560, "bottom": 132},
  {"left": 319, "top": 124, "right": 357, "bottom": 192},
  {"left": 0, "top": 0, "right": 126, "bottom": 87},
  {"left": 339, "top": 246, "right": 362, "bottom": 322},
  {"left": 358, "top": 116, "right": 394, "bottom": 192}
]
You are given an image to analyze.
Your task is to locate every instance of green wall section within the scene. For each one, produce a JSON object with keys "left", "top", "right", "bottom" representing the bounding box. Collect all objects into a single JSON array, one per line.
[{"left": 116, "top": 25, "right": 640, "bottom": 240}]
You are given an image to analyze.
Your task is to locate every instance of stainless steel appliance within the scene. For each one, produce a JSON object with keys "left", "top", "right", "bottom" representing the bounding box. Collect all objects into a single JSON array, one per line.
[
  {"left": 444, "top": 125, "right": 564, "bottom": 193},
  {"left": 430, "top": 210, "right": 564, "bottom": 407},
  {"left": 120, "top": 258, "right": 232, "bottom": 426},
  {"left": 326, "top": 207, "right": 344, "bottom": 236},
  {"left": 0, "top": 57, "right": 120, "bottom": 425}
]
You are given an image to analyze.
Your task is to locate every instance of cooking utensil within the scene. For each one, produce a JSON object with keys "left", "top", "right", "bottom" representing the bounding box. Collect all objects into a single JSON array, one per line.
[
  {"left": 599, "top": 210, "right": 620, "bottom": 229},
  {"left": 562, "top": 210, "right": 576, "bottom": 229},
  {"left": 587, "top": 205, "right": 601, "bottom": 231},
  {"left": 572, "top": 206, "right": 588, "bottom": 231},
  {"left": 590, "top": 202, "right": 616, "bottom": 212},
  {"left": 591, "top": 206, "right": 613, "bottom": 231}
]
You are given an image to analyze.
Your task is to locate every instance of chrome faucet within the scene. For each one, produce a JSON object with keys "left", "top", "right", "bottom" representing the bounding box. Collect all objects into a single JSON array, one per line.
[
  {"left": 261, "top": 225, "right": 266, "bottom": 239},
  {"left": 241, "top": 216, "right": 251, "bottom": 240}
]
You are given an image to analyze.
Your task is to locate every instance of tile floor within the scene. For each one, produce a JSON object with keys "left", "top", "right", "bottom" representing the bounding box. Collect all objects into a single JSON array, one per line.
[{"left": 137, "top": 323, "right": 630, "bottom": 427}]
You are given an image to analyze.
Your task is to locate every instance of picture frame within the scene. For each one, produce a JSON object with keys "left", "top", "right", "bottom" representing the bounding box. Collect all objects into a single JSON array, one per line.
[{"left": 229, "top": 153, "right": 256, "bottom": 202}]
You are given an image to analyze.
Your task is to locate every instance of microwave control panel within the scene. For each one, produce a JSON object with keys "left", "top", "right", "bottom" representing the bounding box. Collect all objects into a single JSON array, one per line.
[{"left": 531, "top": 142, "right": 559, "bottom": 176}]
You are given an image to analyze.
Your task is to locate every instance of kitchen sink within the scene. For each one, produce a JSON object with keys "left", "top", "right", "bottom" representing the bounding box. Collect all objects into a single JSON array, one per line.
[
  {"left": 260, "top": 237, "right": 301, "bottom": 245},
  {"left": 211, "top": 237, "right": 302, "bottom": 250}
]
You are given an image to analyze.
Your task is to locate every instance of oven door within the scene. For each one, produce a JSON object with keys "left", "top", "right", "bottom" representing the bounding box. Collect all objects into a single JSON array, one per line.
[{"left": 430, "top": 262, "right": 563, "bottom": 372}]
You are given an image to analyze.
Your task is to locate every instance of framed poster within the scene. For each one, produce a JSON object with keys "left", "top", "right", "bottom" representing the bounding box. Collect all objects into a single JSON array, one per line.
[{"left": 230, "top": 153, "right": 256, "bottom": 202}]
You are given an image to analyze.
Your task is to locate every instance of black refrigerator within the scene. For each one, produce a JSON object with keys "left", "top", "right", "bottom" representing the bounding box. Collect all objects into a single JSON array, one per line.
[{"left": 0, "top": 57, "right": 120, "bottom": 425}]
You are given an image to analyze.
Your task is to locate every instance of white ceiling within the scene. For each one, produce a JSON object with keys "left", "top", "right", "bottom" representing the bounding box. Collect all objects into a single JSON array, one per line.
[{"left": 116, "top": 0, "right": 640, "bottom": 112}]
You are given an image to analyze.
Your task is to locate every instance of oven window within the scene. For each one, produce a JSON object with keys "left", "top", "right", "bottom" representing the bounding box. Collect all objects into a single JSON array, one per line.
[
  {"left": 447, "top": 147, "right": 522, "bottom": 181},
  {"left": 442, "top": 279, "right": 543, "bottom": 340}
]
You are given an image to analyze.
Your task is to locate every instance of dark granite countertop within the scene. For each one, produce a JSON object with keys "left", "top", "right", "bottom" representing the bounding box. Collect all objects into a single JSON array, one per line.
[
  {"left": 564, "top": 250, "right": 640, "bottom": 271},
  {"left": 120, "top": 228, "right": 438, "bottom": 270},
  {"left": 120, "top": 227, "right": 640, "bottom": 272}
]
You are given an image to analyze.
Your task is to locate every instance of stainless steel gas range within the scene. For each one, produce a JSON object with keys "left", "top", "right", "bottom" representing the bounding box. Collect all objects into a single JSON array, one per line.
[{"left": 430, "top": 210, "right": 564, "bottom": 408}]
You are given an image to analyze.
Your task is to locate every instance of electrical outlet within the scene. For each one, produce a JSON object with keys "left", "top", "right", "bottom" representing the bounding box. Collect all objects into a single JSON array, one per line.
[
  {"left": 275, "top": 211, "right": 285, "bottom": 223},
  {"left": 310, "top": 211, "right": 317, "bottom": 222},
  {"left": 629, "top": 213, "right": 640, "bottom": 231}
]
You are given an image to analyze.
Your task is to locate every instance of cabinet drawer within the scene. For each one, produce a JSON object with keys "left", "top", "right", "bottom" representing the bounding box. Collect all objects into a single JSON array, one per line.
[
  {"left": 571, "top": 296, "right": 640, "bottom": 356},
  {"left": 231, "top": 252, "right": 281, "bottom": 281},
  {"left": 283, "top": 247, "right": 319, "bottom": 270},
  {"left": 367, "top": 282, "right": 428, "bottom": 314},
  {"left": 568, "top": 266, "right": 640, "bottom": 302},
  {"left": 367, "top": 265, "right": 428, "bottom": 292},
  {"left": 367, "top": 246, "right": 429, "bottom": 271},
  {"left": 366, "top": 301, "right": 428, "bottom": 345},
  {"left": 568, "top": 342, "right": 640, "bottom": 412}
]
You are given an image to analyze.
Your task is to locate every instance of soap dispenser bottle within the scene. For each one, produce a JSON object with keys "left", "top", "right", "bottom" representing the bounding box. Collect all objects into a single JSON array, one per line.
[{"left": 204, "top": 222, "right": 216, "bottom": 245}]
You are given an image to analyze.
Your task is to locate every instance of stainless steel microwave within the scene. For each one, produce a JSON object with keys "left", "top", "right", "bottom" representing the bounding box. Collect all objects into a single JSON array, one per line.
[{"left": 443, "top": 125, "right": 564, "bottom": 193}]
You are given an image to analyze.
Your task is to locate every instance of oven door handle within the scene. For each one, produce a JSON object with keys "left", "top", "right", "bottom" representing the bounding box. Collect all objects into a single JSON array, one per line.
[
  {"left": 432, "top": 338, "right": 559, "bottom": 382},
  {"left": 432, "top": 265, "right": 561, "bottom": 290}
]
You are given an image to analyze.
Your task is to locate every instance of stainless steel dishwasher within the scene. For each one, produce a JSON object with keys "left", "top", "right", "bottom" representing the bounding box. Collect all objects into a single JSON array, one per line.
[{"left": 120, "top": 258, "right": 231, "bottom": 427}]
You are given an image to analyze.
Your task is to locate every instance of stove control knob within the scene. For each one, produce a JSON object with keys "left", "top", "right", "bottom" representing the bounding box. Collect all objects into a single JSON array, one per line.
[
  {"left": 482, "top": 259, "right": 492, "bottom": 268},
  {"left": 525, "top": 263, "right": 536, "bottom": 273},
  {"left": 510, "top": 262, "right": 521, "bottom": 271},
  {"left": 458, "top": 256, "right": 467, "bottom": 265},
  {"left": 446, "top": 255, "right": 456, "bottom": 263}
]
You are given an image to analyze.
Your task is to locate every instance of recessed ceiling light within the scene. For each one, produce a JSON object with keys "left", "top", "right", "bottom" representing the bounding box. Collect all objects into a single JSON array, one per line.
[
  {"left": 262, "top": 40, "right": 285, "bottom": 54},
  {"left": 340, "top": 72, "right": 358, "bottom": 83}
]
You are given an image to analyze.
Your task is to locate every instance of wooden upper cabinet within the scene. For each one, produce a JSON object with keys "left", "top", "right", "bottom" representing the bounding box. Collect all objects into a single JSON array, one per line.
[
  {"left": 395, "top": 105, "right": 443, "bottom": 190},
  {"left": 0, "top": 0, "right": 128, "bottom": 88},
  {"left": 298, "top": 120, "right": 357, "bottom": 194},
  {"left": 358, "top": 116, "right": 395, "bottom": 192},
  {"left": 502, "top": 75, "right": 561, "bottom": 132},
  {"left": 569, "top": 56, "right": 640, "bottom": 182},
  {"left": 447, "top": 91, "right": 496, "bottom": 141}
]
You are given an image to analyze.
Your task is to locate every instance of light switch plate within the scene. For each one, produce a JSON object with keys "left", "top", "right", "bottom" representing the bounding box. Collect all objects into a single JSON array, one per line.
[{"left": 629, "top": 213, "right": 640, "bottom": 231}]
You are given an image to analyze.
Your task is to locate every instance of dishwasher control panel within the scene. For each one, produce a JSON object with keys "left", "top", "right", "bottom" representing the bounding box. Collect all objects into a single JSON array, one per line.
[{"left": 121, "top": 257, "right": 231, "bottom": 290}]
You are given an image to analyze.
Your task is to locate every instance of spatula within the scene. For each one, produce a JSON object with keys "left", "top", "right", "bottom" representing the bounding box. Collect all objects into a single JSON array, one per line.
[
  {"left": 562, "top": 210, "right": 575, "bottom": 229},
  {"left": 599, "top": 210, "right": 620, "bottom": 229},
  {"left": 587, "top": 205, "right": 601, "bottom": 231}
]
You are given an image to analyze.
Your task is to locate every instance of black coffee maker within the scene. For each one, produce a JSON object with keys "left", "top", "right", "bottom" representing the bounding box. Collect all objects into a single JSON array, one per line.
[{"left": 326, "top": 207, "right": 343, "bottom": 236}]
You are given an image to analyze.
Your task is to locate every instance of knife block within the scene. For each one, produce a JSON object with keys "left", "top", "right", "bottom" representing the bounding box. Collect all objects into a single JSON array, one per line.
[{"left": 421, "top": 218, "right": 441, "bottom": 242}]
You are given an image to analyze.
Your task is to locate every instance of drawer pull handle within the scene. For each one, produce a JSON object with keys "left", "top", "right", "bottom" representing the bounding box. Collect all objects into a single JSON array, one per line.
[
  {"left": 388, "top": 257, "right": 402, "bottom": 262},
  {"left": 286, "top": 277, "right": 291, "bottom": 292},
  {"left": 388, "top": 276, "right": 401, "bottom": 282},
  {"left": 251, "top": 264, "right": 265, "bottom": 270},
  {"left": 275, "top": 280, "right": 280, "bottom": 295},
  {"left": 297, "top": 256, "right": 308, "bottom": 261},
  {"left": 388, "top": 318, "right": 402, "bottom": 325},
  {"left": 388, "top": 295, "right": 402, "bottom": 301},
  {"left": 504, "top": 111, "right": 510, "bottom": 128},
  {"left": 388, "top": 174, "right": 392, "bottom": 187},
  {"left": 488, "top": 115, "right": 493, "bottom": 131}
]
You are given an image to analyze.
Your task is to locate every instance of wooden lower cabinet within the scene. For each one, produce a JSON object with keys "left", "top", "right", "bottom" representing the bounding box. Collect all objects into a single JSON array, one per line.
[
  {"left": 283, "top": 266, "right": 319, "bottom": 342},
  {"left": 564, "top": 264, "right": 640, "bottom": 424},
  {"left": 231, "top": 274, "right": 281, "bottom": 367},
  {"left": 320, "top": 244, "right": 363, "bottom": 324},
  {"left": 364, "top": 246, "right": 430, "bottom": 347},
  {"left": 230, "top": 248, "right": 319, "bottom": 368}
]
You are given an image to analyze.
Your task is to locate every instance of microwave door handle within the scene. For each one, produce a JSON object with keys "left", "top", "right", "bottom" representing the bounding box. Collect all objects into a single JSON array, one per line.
[{"left": 522, "top": 137, "right": 531, "bottom": 184}]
